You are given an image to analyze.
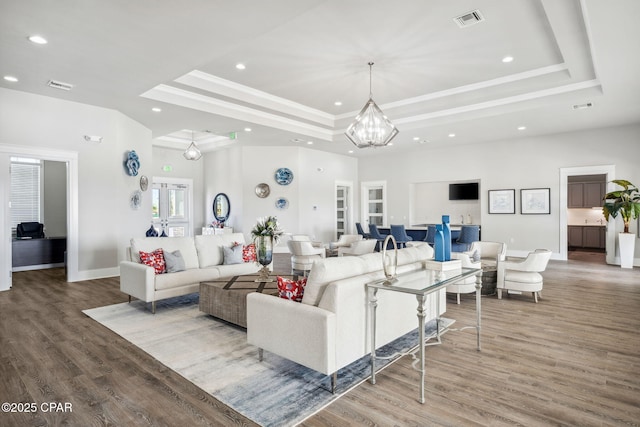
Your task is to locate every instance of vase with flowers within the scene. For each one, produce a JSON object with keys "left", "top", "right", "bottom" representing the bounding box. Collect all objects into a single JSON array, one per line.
[{"left": 251, "top": 216, "right": 284, "bottom": 281}]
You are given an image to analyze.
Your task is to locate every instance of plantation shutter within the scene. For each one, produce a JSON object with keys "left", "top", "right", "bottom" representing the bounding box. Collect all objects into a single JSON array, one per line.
[{"left": 10, "top": 158, "right": 41, "bottom": 229}]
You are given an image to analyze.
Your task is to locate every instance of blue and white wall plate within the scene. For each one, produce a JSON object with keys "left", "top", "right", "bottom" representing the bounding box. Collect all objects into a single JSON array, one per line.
[
  {"left": 125, "top": 150, "right": 140, "bottom": 176},
  {"left": 275, "top": 197, "right": 289, "bottom": 210},
  {"left": 274, "top": 167, "right": 293, "bottom": 185}
]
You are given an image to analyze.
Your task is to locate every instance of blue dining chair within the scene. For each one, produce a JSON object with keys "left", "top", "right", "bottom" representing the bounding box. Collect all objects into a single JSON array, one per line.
[
  {"left": 424, "top": 225, "right": 437, "bottom": 246},
  {"left": 390, "top": 224, "right": 413, "bottom": 248},
  {"left": 455, "top": 225, "right": 480, "bottom": 252},
  {"left": 356, "top": 222, "right": 370, "bottom": 239},
  {"left": 368, "top": 224, "right": 386, "bottom": 251}
]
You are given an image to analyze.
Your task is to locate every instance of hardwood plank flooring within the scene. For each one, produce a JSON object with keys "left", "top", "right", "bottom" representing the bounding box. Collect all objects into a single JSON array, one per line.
[{"left": 0, "top": 256, "right": 638, "bottom": 426}]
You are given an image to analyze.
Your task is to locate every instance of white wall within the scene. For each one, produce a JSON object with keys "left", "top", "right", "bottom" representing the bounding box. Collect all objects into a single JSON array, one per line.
[
  {"left": 359, "top": 123, "right": 640, "bottom": 262},
  {"left": 203, "top": 145, "right": 358, "bottom": 247},
  {"left": 0, "top": 88, "right": 152, "bottom": 281}
]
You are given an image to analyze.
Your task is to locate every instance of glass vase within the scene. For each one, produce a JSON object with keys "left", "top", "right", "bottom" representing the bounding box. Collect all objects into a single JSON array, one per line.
[{"left": 255, "top": 235, "right": 273, "bottom": 282}]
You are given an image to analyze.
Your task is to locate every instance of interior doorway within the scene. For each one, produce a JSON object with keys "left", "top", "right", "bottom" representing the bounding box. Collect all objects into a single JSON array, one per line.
[
  {"left": 560, "top": 165, "right": 615, "bottom": 265},
  {"left": 0, "top": 145, "right": 78, "bottom": 291}
]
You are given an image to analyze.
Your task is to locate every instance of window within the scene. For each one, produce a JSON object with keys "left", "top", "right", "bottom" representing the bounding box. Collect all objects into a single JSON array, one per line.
[{"left": 10, "top": 157, "right": 42, "bottom": 229}]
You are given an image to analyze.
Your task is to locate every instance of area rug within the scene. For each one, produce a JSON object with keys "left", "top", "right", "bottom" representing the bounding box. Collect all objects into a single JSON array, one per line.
[{"left": 83, "top": 295, "right": 452, "bottom": 427}]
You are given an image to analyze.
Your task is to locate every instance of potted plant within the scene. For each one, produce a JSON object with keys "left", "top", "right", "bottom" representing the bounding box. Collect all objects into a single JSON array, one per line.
[{"left": 602, "top": 179, "right": 640, "bottom": 268}]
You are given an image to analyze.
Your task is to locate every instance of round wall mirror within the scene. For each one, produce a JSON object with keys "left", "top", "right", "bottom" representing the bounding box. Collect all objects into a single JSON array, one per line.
[{"left": 213, "top": 193, "right": 230, "bottom": 222}]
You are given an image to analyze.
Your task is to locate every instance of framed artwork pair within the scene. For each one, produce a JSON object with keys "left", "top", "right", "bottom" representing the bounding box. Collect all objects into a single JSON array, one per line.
[{"left": 488, "top": 188, "right": 550, "bottom": 214}]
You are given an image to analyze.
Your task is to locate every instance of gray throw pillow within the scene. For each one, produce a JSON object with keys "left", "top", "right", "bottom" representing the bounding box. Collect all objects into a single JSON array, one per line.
[
  {"left": 471, "top": 249, "right": 481, "bottom": 263},
  {"left": 164, "top": 250, "right": 186, "bottom": 273},
  {"left": 223, "top": 244, "right": 243, "bottom": 265}
]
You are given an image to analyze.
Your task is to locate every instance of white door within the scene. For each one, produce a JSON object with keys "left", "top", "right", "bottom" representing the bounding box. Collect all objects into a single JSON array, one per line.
[
  {"left": 336, "top": 184, "right": 351, "bottom": 239},
  {"left": 361, "top": 181, "right": 386, "bottom": 230},
  {"left": 151, "top": 179, "right": 192, "bottom": 237}
]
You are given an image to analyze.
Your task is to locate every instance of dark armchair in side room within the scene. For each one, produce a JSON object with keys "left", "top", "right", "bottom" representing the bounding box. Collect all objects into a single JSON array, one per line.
[{"left": 16, "top": 222, "right": 45, "bottom": 239}]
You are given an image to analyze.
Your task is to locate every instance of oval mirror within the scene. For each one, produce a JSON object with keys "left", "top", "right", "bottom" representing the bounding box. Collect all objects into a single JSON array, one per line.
[{"left": 213, "top": 193, "right": 230, "bottom": 222}]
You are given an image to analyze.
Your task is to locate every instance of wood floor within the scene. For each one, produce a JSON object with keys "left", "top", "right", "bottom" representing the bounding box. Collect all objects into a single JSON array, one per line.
[{"left": 0, "top": 256, "right": 638, "bottom": 426}]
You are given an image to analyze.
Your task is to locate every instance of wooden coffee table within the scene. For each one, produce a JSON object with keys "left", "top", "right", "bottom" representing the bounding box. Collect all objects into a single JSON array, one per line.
[{"left": 199, "top": 274, "right": 298, "bottom": 328}]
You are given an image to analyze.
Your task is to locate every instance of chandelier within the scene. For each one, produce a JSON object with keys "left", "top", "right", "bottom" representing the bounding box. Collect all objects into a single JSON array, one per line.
[
  {"left": 345, "top": 62, "right": 399, "bottom": 148},
  {"left": 183, "top": 131, "right": 202, "bottom": 160}
]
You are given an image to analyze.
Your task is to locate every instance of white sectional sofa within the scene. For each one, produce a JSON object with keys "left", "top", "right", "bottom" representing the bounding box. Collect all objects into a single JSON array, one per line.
[
  {"left": 120, "top": 233, "right": 260, "bottom": 313},
  {"left": 246, "top": 242, "right": 444, "bottom": 391}
]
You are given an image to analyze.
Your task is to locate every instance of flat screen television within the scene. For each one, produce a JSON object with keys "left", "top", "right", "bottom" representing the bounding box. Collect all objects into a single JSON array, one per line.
[{"left": 449, "top": 182, "right": 479, "bottom": 200}]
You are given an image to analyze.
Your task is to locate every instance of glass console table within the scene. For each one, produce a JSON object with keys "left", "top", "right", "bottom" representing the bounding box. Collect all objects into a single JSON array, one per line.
[{"left": 366, "top": 266, "right": 482, "bottom": 403}]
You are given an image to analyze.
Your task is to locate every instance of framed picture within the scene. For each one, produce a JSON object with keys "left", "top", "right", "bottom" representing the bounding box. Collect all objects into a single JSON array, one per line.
[
  {"left": 521, "top": 188, "right": 550, "bottom": 214},
  {"left": 488, "top": 189, "right": 515, "bottom": 214}
]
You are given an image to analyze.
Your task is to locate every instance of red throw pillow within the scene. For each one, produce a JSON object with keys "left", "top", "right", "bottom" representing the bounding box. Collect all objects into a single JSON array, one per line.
[
  {"left": 139, "top": 249, "right": 166, "bottom": 274},
  {"left": 277, "top": 276, "right": 307, "bottom": 302},
  {"left": 243, "top": 243, "right": 257, "bottom": 262}
]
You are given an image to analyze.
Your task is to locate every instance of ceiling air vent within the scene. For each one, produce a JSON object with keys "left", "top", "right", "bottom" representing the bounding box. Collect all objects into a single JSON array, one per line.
[
  {"left": 47, "top": 79, "right": 73, "bottom": 91},
  {"left": 454, "top": 10, "right": 484, "bottom": 28}
]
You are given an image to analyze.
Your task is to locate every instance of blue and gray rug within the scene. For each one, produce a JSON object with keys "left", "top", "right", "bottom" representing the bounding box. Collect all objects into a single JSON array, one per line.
[{"left": 84, "top": 295, "right": 452, "bottom": 427}]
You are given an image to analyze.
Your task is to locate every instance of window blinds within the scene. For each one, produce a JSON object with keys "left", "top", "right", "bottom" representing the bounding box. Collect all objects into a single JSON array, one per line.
[{"left": 10, "top": 158, "right": 41, "bottom": 229}]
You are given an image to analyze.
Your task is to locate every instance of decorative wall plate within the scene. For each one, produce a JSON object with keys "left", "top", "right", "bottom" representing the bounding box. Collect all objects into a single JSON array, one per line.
[
  {"left": 275, "top": 167, "right": 293, "bottom": 185},
  {"left": 125, "top": 150, "right": 140, "bottom": 176},
  {"left": 130, "top": 190, "right": 142, "bottom": 210},
  {"left": 255, "top": 183, "right": 270, "bottom": 198},
  {"left": 139, "top": 175, "right": 148, "bottom": 191},
  {"left": 275, "top": 197, "right": 289, "bottom": 210}
]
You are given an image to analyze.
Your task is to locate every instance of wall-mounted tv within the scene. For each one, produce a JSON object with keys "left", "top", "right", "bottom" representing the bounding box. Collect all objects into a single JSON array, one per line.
[{"left": 449, "top": 182, "right": 479, "bottom": 200}]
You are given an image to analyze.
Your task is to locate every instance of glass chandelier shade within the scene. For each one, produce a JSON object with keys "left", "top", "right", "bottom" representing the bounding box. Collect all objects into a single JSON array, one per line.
[
  {"left": 183, "top": 132, "right": 202, "bottom": 160},
  {"left": 345, "top": 62, "right": 399, "bottom": 148}
]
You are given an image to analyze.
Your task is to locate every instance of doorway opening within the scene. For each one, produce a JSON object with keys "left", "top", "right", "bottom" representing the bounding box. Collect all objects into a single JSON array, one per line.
[{"left": 560, "top": 165, "right": 615, "bottom": 265}]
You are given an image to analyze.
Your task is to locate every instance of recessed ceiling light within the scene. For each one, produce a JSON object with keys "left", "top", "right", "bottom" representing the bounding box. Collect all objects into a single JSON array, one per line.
[
  {"left": 502, "top": 56, "right": 514, "bottom": 63},
  {"left": 334, "top": 101, "right": 342, "bottom": 106},
  {"left": 413, "top": 137, "right": 420, "bottom": 141},
  {"left": 517, "top": 126, "right": 526, "bottom": 131},
  {"left": 348, "top": 150, "right": 354, "bottom": 154},
  {"left": 448, "top": 133, "right": 456, "bottom": 138},
  {"left": 151, "top": 107, "right": 162, "bottom": 112},
  {"left": 244, "top": 127, "right": 252, "bottom": 132},
  {"left": 3, "top": 75, "right": 18, "bottom": 82},
  {"left": 28, "top": 35, "right": 48, "bottom": 44},
  {"left": 307, "top": 141, "right": 313, "bottom": 145},
  {"left": 235, "top": 63, "right": 246, "bottom": 70}
]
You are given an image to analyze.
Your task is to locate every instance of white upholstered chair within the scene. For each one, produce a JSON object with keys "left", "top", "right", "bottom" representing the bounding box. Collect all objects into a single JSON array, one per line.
[
  {"left": 338, "top": 239, "right": 377, "bottom": 257},
  {"left": 287, "top": 240, "right": 325, "bottom": 275},
  {"left": 330, "top": 234, "right": 362, "bottom": 249},
  {"left": 497, "top": 249, "right": 552, "bottom": 303},
  {"left": 469, "top": 241, "right": 507, "bottom": 269},
  {"left": 447, "top": 252, "right": 481, "bottom": 304},
  {"left": 291, "top": 234, "right": 324, "bottom": 248}
]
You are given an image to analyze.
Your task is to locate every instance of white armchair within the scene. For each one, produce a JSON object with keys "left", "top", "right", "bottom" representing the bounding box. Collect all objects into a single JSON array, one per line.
[
  {"left": 287, "top": 240, "right": 325, "bottom": 275},
  {"left": 447, "top": 251, "right": 481, "bottom": 304},
  {"left": 291, "top": 234, "right": 324, "bottom": 248},
  {"left": 469, "top": 241, "right": 507, "bottom": 269},
  {"left": 330, "top": 234, "right": 362, "bottom": 248},
  {"left": 338, "top": 239, "right": 377, "bottom": 256},
  {"left": 497, "top": 249, "right": 552, "bottom": 302}
]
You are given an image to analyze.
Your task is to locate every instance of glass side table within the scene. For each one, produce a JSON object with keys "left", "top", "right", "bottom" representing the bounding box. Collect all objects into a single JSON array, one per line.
[{"left": 366, "top": 266, "right": 482, "bottom": 403}]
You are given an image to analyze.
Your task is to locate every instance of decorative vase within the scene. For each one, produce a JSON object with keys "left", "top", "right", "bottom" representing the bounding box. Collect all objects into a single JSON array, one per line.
[
  {"left": 434, "top": 225, "right": 445, "bottom": 262},
  {"left": 618, "top": 232, "right": 636, "bottom": 269},
  {"left": 442, "top": 215, "right": 451, "bottom": 261},
  {"left": 255, "top": 235, "right": 274, "bottom": 282}
]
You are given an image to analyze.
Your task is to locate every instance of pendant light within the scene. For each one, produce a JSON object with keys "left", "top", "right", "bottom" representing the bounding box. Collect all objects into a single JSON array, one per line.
[
  {"left": 345, "top": 62, "right": 399, "bottom": 148},
  {"left": 183, "top": 131, "right": 202, "bottom": 160}
]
